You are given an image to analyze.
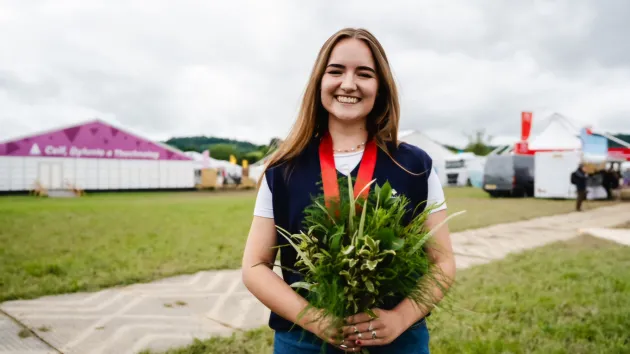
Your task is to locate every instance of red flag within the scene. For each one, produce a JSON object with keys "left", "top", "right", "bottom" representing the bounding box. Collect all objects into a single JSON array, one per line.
[
  {"left": 521, "top": 112, "right": 533, "bottom": 141},
  {"left": 515, "top": 141, "right": 529, "bottom": 155}
]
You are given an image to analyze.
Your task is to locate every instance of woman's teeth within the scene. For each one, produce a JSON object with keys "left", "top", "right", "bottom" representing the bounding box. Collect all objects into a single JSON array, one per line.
[{"left": 336, "top": 96, "right": 359, "bottom": 104}]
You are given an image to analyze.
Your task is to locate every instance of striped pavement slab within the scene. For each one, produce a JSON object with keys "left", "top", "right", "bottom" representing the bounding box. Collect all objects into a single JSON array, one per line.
[{"left": 1, "top": 203, "right": 629, "bottom": 354}]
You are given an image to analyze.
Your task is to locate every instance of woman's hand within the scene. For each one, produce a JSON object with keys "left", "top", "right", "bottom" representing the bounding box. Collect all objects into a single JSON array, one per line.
[
  {"left": 303, "top": 310, "right": 362, "bottom": 352},
  {"left": 341, "top": 308, "right": 407, "bottom": 347}
]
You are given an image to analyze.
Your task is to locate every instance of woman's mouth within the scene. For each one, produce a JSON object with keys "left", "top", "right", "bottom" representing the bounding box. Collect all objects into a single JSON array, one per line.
[{"left": 336, "top": 95, "right": 361, "bottom": 104}]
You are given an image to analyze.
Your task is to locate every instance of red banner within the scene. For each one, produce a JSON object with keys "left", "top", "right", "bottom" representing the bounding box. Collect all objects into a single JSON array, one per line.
[
  {"left": 609, "top": 147, "right": 630, "bottom": 161},
  {"left": 521, "top": 112, "right": 532, "bottom": 141},
  {"left": 515, "top": 140, "right": 530, "bottom": 155}
]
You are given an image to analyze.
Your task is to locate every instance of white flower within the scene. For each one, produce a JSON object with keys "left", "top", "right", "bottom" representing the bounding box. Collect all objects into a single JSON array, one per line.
[{"left": 392, "top": 189, "right": 397, "bottom": 196}]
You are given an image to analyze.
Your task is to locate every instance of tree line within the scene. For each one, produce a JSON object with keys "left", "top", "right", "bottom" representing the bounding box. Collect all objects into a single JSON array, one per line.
[{"left": 163, "top": 136, "right": 281, "bottom": 164}]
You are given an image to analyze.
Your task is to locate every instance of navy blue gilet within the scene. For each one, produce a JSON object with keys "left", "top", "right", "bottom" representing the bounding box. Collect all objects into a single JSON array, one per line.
[{"left": 264, "top": 136, "right": 433, "bottom": 332}]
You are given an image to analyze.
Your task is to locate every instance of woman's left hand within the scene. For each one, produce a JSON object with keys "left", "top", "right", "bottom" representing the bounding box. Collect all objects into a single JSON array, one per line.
[{"left": 341, "top": 308, "right": 407, "bottom": 347}]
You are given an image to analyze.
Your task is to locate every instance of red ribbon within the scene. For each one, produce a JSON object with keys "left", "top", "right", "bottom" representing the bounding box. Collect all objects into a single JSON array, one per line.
[{"left": 319, "top": 132, "right": 377, "bottom": 213}]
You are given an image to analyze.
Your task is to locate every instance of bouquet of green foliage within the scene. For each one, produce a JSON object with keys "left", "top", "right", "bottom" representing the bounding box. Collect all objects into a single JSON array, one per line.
[{"left": 276, "top": 173, "right": 463, "bottom": 349}]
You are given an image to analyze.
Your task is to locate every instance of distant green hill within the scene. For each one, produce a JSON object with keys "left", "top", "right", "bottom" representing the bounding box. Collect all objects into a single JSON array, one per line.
[
  {"left": 163, "top": 136, "right": 276, "bottom": 164},
  {"left": 164, "top": 136, "right": 263, "bottom": 152},
  {"left": 609, "top": 134, "right": 630, "bottom": 148}
]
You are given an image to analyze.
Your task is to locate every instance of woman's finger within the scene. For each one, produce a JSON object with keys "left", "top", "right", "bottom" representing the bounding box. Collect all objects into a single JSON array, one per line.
[
  {"left": 333, "top": 338, "right": 361, "bottom": 352},
  {"left": 345, "top": 325, "right": 389, "bottom": 342},
  {"left": 341, "top": 319, "right": 383, "bottom": 336},
  {"left": 337, "top": 343, "right": 361, "bottom": 352},
  {"left": 345, "top": 309, "right": 380, "bottom": 325},
  {"left": 353, "top": 329, "right": 390, "bottom": 347}
]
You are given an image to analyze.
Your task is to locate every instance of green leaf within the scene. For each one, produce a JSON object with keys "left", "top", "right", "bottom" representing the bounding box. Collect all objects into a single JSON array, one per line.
[
  {"left": 341, "top": 245, "right": 355, "bottom": 256},
  {"left": 375, "top": 228, "right": 395, "bottom": 249},
  {"left": 391, "top": 238, "right": 405, "bottom": 251},
  {"left": 365, "top": 235, "right": 378, "bottom": 251},
  {"left": 275, "top": 227, "right": 316, "bottom": 272},
  {"left": 365, "top": 308, "right": 379, "bottom": 319},
  {"left": 358, "top": 248, "right": 372, "bottom": 257},
  {"left": 379, "top": 181, "right": 392, "bottom": 202},
  {"left": 349, "top": 259, "right": 358, "bottom": 268},
  {"left": 314, "top": 201, "right": 336, "bottom": 225},
  {"left": 330, "top": 233, "right": 342, "bottom": 253},
  {"left": 361, "top": 259, "right": 379, "bottom": 271},
  {"left": 347, "top": 173, "right": 355, "bottom": 232},
  {"left": 290, "top": 282, "right": 314, "bottom": 291},
  {"left": 365, "top": 280, "right": 375, "bottom": 293},
  {"left": 381, "top": 249, "right": 396, "bottom": 256},
  {"left": 358, "top": 197, "right": 368, "bottom": 238}
]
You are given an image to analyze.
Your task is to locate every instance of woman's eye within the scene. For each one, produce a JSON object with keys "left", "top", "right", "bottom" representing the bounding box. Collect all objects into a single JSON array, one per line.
[
  {"left": 327, "top": 70, "right": 342, "bottom": 75},
  {"left": 359, "top": 73, "right": 373, "bottom": 78}
]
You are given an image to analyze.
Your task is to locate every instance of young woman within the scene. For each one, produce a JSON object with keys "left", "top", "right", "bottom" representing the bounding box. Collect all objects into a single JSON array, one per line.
[{"left": 242, "top": 28, "right": 456, "bottom": 353}]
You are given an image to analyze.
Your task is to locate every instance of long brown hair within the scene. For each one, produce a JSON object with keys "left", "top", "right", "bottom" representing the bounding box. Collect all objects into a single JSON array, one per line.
[{"left": 259, "top": 28, "right": 401, "bottom": 185}]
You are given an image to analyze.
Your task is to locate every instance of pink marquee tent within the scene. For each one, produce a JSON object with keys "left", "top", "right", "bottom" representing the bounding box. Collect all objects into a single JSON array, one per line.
[{"left": 0, "top": 119, "right": 195, "bottom": 192}]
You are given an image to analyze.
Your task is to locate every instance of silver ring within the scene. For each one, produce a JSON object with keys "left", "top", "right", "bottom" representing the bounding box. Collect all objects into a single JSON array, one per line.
[
  {"left": 371, "top": 330, "right": 377, "bottom": 339},
  {"left": 368, "top": 320, "right": 373, "bottom": 331},
  {"left": 340, "top": 344, "right": 348, "bottom": 349},
  {"left": 358, "top": 332, "right": 362, "bottom": 339},
  {"left": 353, "top": 326, "right": 359, "bottom": 334}
]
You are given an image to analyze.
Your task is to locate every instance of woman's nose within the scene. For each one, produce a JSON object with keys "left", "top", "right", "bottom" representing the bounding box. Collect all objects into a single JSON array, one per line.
[{"left": 340, "top": 73, "right": 357, "bottom": 92}]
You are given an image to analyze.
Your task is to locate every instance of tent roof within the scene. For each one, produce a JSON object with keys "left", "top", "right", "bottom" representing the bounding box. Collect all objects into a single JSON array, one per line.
[
  {"left": 527, "top": 113, "right": 581, "bottom": 151},
  {"left": 399, "top": 130, "right": 455, "bottom": 160},
  {"left": 0, "top": 118, "right": 191, "bottom": 160}
]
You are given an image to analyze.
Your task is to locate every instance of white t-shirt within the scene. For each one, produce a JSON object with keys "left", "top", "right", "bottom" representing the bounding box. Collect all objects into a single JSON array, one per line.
[{"left": 253, "top": 150, "right": 447, "bottom": 219}]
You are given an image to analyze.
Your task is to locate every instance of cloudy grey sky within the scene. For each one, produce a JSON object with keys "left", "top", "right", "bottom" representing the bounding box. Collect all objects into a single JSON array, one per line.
[{"left": 1, "top": 0, "right": 629, "bottom": 147}]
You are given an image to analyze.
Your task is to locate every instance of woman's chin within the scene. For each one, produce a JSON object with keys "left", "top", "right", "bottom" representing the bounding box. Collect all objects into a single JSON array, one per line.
[{"left": 329, "top": 113, "right": 367, "bottom": 124}]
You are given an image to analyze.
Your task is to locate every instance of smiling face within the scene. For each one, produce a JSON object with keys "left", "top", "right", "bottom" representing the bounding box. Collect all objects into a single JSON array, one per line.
[{"left": 320, "top": 38, "right": 379, "bottom": 124}]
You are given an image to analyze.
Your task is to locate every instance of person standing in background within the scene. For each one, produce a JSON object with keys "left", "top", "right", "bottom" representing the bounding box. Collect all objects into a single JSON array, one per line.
[{"left": 571, "top": 164, "right": 589, "bottom": 211}]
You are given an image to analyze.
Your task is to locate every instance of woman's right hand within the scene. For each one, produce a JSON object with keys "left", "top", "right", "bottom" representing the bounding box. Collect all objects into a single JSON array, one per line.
[{"left": 303, "top": 310, "right": 362, "bottom": 352}]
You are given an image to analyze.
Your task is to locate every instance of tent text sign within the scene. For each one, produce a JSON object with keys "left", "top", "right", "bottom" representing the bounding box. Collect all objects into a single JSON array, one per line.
[{"left": 0, "top": 120, "right": 191, "bottom": 161}]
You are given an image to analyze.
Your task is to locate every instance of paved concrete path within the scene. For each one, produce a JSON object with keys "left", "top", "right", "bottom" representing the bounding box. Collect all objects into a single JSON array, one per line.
[
  {"left": 579, "top": 227, "right": 630, "bottom": 246},
  {"left": 2, "top": 204, "right": 629, "bottom": 354}
]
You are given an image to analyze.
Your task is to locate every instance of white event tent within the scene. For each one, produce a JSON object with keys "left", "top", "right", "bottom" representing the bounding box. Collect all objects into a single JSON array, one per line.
[
  {"left": 399, "top": 130, "right": 455, "bottom": 185},
  {"left": 527, "top": 113, "right": 582, "bottom": 152}
]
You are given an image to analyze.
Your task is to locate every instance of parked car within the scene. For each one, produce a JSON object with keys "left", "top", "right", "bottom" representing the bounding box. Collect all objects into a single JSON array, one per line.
[{"left": 482, "top": 155, "right": 535, "bottom": 197}]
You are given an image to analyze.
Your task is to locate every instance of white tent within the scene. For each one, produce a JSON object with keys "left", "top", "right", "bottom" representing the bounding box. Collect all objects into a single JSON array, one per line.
[
  {"left": 399, "top": 130, "right": 455, "bottom": 185},
  {"left": 527, "top": 113, "right": 582, "bottom": 151}
]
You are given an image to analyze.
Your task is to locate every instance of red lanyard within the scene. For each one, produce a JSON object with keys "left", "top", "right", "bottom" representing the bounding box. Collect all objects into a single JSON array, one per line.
[{"left": 318, "top": 132, "right": 377, "bottom": 212}]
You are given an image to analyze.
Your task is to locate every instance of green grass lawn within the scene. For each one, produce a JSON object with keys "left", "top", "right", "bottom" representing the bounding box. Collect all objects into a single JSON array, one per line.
[
  {"left": 145, "top": 235, "right": 630, "bottom": 354},
  {"left": 0, "top": 188, "right": 615, "bottom": 302}
]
